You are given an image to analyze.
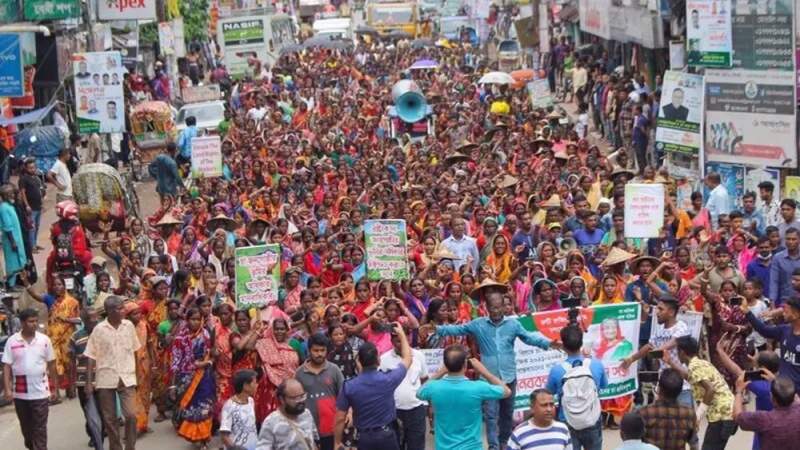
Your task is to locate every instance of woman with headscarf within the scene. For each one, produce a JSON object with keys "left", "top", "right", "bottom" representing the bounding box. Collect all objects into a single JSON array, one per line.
[
  {"left": 593, "top": 274, "right": 625, "bottom": 304},
  {"left": 532, "top": 278, "right": 561, "bottom": 312},
  {"left": 254, "top": 317, "right": 299, "bottom": 423},
  {"left": 123, "top": 301, "right": 153, "bottom": 434},
  {"left": 484, "top": 234, "right": 519, "bottom": 284},
  {"left": 212, "top": 303, "right": 236, "bottom": 424}
]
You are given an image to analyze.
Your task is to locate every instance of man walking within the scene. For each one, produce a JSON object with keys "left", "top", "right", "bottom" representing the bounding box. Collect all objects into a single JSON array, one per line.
[
  {"left": 335, "top": 324, "right": 411, "bottom": 450},
  {"left": 47, "top": 148, "right": 73, "bottom": 202},
  {"left": 295, "top": 333, "right": 344, "bottom": 450},
  {"left": 69, "top": 307, "right": 104, "bottom": 450},
  {"left": 148, "top": 142, "right": 182, "bottom": 199},
  {"left": 17, "top": 158, "right": 44, "bottom": 252},
  {"left": 2, "top": 308, "right": 58, "bottom": 450},
  {"left": 85, "top": 296, "right": 141, "bottom": 450},
  {"left": 435, "top": 292, "right": 556, "bottom": 450},
  {"left": 380, "top": 329, "right": 428, "bottom": 450},
  {"left": 507, "top": 389, "right": 572, "bottom": 450},
  {"left": 176, "top": 116, "right": 198, "bottom": 166},
  {"left": 417, "top": 345, "right": 510, "bottom": 450},
  {"left": 546, "top": 325, "right": 606, "bottom": 450}
]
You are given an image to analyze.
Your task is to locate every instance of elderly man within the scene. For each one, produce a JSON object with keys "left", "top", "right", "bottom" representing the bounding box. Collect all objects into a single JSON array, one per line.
[
  {"left": 441, "top": 217, "right": 479, "bottom": 273},
  {"left": 256, "top": 378, "right": 318, "bottom": 450}
]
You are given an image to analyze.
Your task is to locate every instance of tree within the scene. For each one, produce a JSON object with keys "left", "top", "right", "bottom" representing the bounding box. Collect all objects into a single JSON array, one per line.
[{"left": 179, "top": 0, "right": 209, "bottom": 42}]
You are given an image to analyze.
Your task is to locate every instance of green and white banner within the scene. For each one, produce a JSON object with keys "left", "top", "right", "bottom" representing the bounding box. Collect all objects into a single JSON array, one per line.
[{"left": 235, "top": 244, "right": 281, "bottom": 309}]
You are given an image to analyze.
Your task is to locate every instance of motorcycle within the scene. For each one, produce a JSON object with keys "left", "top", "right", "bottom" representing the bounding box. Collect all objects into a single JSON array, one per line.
[{"left": 52, "top": 232, "right": 86, "bottom": 302}]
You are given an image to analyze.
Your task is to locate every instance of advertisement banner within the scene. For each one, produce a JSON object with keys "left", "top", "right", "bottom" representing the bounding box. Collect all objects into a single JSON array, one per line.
[
  {"left": 364, "top": 219, "right": 409, "bottom": 281},
  {"left": 704, "top": 162, "right": 745, "bottom": 209},
  {"left": 527, "top": 78, "right": 553, "bottom": 109},
  {"left": 72, "top": 52, "right": 125, "bottom": 134},
  {"left": 235, "top": 244, "right": 281, "bottom": 309},
  {"left": 0, "top": 34, "right": 23, "bottom": 98},
  {"left": 705, "top": 69, "right": 796, "bottom": 167},
  {"left": 218, "top": 16, "right": 268, "bottom": 77},
  {"left": 578, "top": 0, "right": 611, "bottom": 40},
  {"left": 686, "top": 0, "right": 733, "bottom": 67},
  {"left": 191, "top": 136, "right": 223, "bottom": 178},
  {"left": 624, "top": 183, "right": 665, "bottom": 238},
  {"left": 785, "top": 175, "right": 800, "bottom": 203},
  {"left": 655, "top": 71, "right": 704, "bottom": 155},
  {"left": 98, "top": 0, "right": 156, "bottom": 20},
  {"left": 732, "top": 0, "right": 794, "bottom": 71},
  {"left": 24, "top": 0, "right": 79, "bottom": 20}
]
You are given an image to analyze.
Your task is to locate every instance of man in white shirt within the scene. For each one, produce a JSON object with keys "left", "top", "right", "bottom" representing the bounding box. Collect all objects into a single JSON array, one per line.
[
  {"left": 380, "top": 331, "right": 428, "bottom": 450},
  {"left": 758, "top": 180, "right": 782, "bottom": 227},
  {"left": 441, "top": 217, "right": 480, "bottom": 273},
  {"left": 48, "top": 148, "right": 72, "bottom": 201},
  {"left": 704, "top": 172, "right": 731, "bottom": 229},
  {"left": 2, "top": 308, "right": 58, "bottom": 450}
]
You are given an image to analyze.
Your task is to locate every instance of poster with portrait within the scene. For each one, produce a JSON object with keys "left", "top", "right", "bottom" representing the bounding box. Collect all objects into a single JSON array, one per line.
[
  {"left": 686, "top": 0, "right": 732, "bottom": 67},
  {"left": 785, "top": 176, "right": 800, "bottom": 203},
  {"left": 704, "top": 162, "right": 745, "bottom": 209},
  {"left": 655, "top": 71, "right": 704, "bottom": 155},
  {"left": 744, "top": 167, "right": 781, "bottom": 198},
  {"left": 72, "top": 51, "right": 125, "bottom": 134}
]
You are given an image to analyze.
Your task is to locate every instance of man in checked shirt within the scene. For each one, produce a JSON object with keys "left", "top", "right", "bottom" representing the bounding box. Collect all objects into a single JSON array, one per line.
[{"left": 637, "top": 368, "right": 697, "bottom": 450}]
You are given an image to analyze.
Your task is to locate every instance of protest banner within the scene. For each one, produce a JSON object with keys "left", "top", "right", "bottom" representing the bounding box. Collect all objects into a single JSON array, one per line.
[
  {"left": 72, "top": 51, "right": 126, "bottom": 133},
  {"left": 420, "top": 304, "right": 641, "bottom": 411},
  {"left": 624, "top": 184, "right": 665, "bottom": 238},
  {"left": 191, "top": 136, "right": 223, "bottom": 178},
  {"left": 655, "top": 71, "right": 704, "bottom": 155},
  {"left": 527, "top": 79, "right": 553, "bottom": 109},
  {"left": 364, "top": 219, "right": 409, "bottom": 281},
  {"left": 705, "top": 162, "right": 745, "bottom": 209},
  {"left": 785, "top": 176, "right": 800, "bottom": 203},
  {"left": 686, "top": 0, "right": 732, "bottom": 67},
  {"left": 235, "top": 244, "right": 281, "bottom": 309}
]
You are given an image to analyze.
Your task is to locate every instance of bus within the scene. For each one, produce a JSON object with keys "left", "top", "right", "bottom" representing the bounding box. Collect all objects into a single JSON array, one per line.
[{"left": 217, "top": 14, "right": 295, "bottom": 78}]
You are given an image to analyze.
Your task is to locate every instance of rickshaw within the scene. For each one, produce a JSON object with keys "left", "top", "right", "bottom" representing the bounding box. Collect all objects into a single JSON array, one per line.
[
  {"left": 129, "top": 100, "right": 176, "bottom": 178},
  {"left": 72, "top": 163, "right": 141, "bottom": 234}
]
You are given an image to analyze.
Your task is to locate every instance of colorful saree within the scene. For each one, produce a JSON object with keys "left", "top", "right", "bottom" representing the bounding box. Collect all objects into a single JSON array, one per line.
[
  {"left": 48, "top": 293, "right": 80, "bottom": 389},
  {"left": 134, "top": 319, "right": 152, "bottom": 432},
  {"left": 171, "top": 326, "right": 215, "bottom": 443}
]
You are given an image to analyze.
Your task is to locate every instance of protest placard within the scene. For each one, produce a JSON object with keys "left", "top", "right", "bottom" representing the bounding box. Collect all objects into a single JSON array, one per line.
[
  {"left": 624, "top": 184, "right": 665, "bottom": 238},
  {"left": 364, "top": 219, "right": 409, "bottom": 280},
  {"left": 235, "top": 244, "right": 281, "bottom": 309},
  {"left": 191, "top": 136, "right": 223, "bottom": 178}
]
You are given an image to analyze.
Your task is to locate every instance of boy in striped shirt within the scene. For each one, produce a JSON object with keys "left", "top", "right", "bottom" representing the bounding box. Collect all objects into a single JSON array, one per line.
[{"left": 507, "top": 388, "right": 572, "bottom": 450}]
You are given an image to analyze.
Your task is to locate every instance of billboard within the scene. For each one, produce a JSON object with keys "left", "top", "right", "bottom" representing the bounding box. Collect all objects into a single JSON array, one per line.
[
  {"left": 24, "top": 0, "right": 79, "bottom": 20},
  {"left": 655, "top": 71, "right": 704, "bottom": 155},
  {"left": 98, "top": 0, "right": 156, "bottom": 20},
  {"left": 0, "top": 34, "right": 23, "bottom": 98},
  {"left": 705, "top": 69, "right": 796, "bottom": 167},
  {"left": 218, "top": 16, "right": 268, "bottom": 77},
  {"left": 686, "top": 0, "right": 732, "bottom": 67},
  {"left": 72, "top": 52, "right": 126, "bottom": 134},
  {"left": 579, "top": 0, "right": 611, "bottom": 40},
  {"left": 731, "top": 0, "right": 794, "bottom": 71}
]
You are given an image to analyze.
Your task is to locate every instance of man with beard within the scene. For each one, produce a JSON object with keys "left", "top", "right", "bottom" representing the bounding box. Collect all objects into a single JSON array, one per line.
[
  {"left": 256, "top": 378, "right": 318, "bottom": 449},
  {"left": 295, "top": 333, "right": 344, "bottom": 450}
]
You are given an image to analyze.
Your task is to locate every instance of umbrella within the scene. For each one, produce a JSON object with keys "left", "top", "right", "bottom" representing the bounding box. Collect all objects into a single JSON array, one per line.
[
  {"left": 355, "top": 25, "right": 379, "bottom": 36},
  {"left": 409, "top": 58, "right": 438, "bottom": 70},
  {"left": 410, "top": 38, "right": 434, "bottom": 49},
  {"left": 386, "top": 30, "right": 413, "bottom": 41},
  {"left": 478, "top": 71, "right": 515, "bottom": 84},
  {"left": 280, "top": 43, "right": 304, "bottom": 55}
]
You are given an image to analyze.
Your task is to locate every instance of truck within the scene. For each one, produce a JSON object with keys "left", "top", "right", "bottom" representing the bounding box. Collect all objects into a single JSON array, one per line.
[
  {"left": 366, "top": 1, "right": 418, "bottom": 37},
  {"left": 217, "top": 14, "right": 295, "bottom": 78}
]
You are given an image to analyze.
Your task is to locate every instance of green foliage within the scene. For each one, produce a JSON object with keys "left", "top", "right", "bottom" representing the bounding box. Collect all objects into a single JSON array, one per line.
[
  {"left": 181, "top": 0, "right": 210, "bottom": 42},
  {"left": 140, "top": 22, "right": 158, "bottom": 46}
]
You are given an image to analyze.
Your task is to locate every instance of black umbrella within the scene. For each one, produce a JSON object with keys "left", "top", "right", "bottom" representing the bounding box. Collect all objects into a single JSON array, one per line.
[
  {"left": 410, "top": 38, "right": 434, "bottom": 49},
  {"left": 355, "top": 25, "right": 379, "bottom": 36},
  {"left": 386, "top": 30, "right": 413, "bottom": 41}
]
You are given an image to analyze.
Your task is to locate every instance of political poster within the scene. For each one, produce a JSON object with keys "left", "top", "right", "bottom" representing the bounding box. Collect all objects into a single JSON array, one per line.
[
  {"left": 0, "top": 34, "right": 24, "bottom": 98},
  {"left": 364, "top": 220, "right": 409, "bottom": 281},
  {"left": 527, "top": 79, "right": 553, "bottom": 109},
  {"left": 744, "top": 167, "right": 781, "bottom": 198},
  {"left": 98, "top": 0, "right": 156, "bottom": 20},
  {"left": 704, "top": 162, "right": 745, "bottom": 209},
  {"left": 24, "top": 0, "right": 79, "bottom": 20},
  {"left": 669, "top": 40, "right": 686, "bottom": 70},
  {"left": 579, "top": 0, "right": 611, "bottom": 40},
  {"left": 72, "top": 52, "right": 126, "bottom": 134},
  {"left": 785, "top": 176, "right": 800, "bottom": 203},
  {"left": 191, "top": 136, "right": 223, "bottom": 179},
  {"left": 731, "top": 0, "right": 794, "bottom": 71},
  {"left": 235, "top": 244, "right": 281, "bottom": 309},
  {"left": 624, "top": 184, "right": 665, "bottom": 238},
  {"left": 655, "top": 71, "right": 704, "bottom": 155},
  {"left": 686, "top": 0, "right": 733, "bottom": 67},
  {"left": 705, "top": 69, "right": 796, "bottom": 167}
]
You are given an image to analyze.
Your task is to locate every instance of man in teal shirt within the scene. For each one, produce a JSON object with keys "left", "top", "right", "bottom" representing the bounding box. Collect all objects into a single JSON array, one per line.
[
  {"left": 417, "top": 345, "right": 509, "bottom": 450},
  {"left": 435, "top": 293, "right": 557, "bottom": 450},
  {"left": 176, "top": 116, "right": 197, "bottom": 166}
]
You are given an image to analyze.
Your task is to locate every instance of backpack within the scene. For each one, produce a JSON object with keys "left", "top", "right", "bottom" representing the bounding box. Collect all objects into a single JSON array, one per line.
[{"left": 560, "top": 358, "right": 601, "bottom": 430}]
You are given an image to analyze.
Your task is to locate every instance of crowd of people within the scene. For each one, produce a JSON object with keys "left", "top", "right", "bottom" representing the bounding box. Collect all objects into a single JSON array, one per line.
[{"left": 2, "top": 27, "right": 800, "bottom": 450}]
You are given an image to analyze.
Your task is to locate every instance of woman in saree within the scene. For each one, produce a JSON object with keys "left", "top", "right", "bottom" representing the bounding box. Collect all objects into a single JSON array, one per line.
[
  {"left": 444, "top": 281, "right": 476, "bottom": 322},
  {"left": 396, "top": 277, "right": 431, "bottom": 320},
  {"left": 254, "top": 317, "right": 299, "bottom": 423},
  {"left": 411, "top": 234, "right": 439, "bottom": 272},
  {"left": 564, "top": 250, "right": 597, "bottom": 299},
  {"left": 213, "top": 303, "right": 235, "bottom": 423},
  {"left": 532, "top": 279, "right": 561, "bottom": 312},
  {"left": 418, "top": 298, "right": 467, "bottom": 349},
  {"left": 592, "top": 317, "right": 635, "bottom": 427},
  {"left": 230, "top": 310, "right": 260, "bottom": 374},
  {"left": 22, "top": 272, "right": 80, "bottom": 395},
  {"left": 593, "top": 274, "right": 625, "bottom": 305},
  {"left": 123, "top": 301, "right": 153, "bottom": 434},
  {"left": 705, "top": 280, "right": 751, "bottom": 387},
  {"left": 484, "top": 234, "right": 519, "bottom": 284},
  {"left": 171, "top": 306, "right": 215, "bottom": 449}
]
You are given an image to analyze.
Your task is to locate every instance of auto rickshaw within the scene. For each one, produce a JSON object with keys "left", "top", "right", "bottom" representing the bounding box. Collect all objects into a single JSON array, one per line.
[{"left": 72, "top": 163, "right": 141, "bottom": 234}]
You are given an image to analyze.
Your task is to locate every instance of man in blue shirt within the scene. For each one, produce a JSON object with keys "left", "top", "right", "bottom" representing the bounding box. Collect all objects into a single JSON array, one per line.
[
  {"left": 334, "top": 324, "right": 411, "bottom": 450},
  {"left": 746, "top": 237, "right": 772, "bottom": 291},
  {"left": 546, "top": 325, "right": 607, "bottom": 450},
  {"left": 742, "top": 192, "right": 766, "bottom": 236},
  {"left": 417, "top": 345, "right": 508, "bottom": 450},
  {"left": 435, "top": 292, "right": 557, "bottom": 450},
  {"left": 148, "top": 143, "right": 181, "bottom": 199},
  {"left": 176, "top": 116, "right": 198, "bottom": 166},
  {"left": 769, "top": 228, "right": 800, "bottom": 306}
]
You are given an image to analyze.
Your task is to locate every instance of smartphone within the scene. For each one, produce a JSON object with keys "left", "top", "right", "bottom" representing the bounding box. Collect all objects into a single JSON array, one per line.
[
  {"left": 729, "top": 296, "right": 743, "bottom": 306},
  {"left": 744, "top": 370, "right": 765, "bottom": 382},
  {"left": 649, "top": 350, "right": 664, "bottom": 359}
]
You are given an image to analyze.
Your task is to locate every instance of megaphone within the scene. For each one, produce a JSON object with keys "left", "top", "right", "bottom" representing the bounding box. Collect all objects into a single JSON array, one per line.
[
  {"left": 392, "top": 80, "right": 427, "bottom": 123},
  {"left": 556, "top": 237, "right": 577, "bottom": 259}
]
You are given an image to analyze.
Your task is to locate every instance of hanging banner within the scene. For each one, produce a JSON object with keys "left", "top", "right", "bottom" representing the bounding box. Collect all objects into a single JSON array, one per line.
[
  {"left": 364, "top": 219, "right": 409, "bottom": 281},
  {"left": 655, "top": 71, "right": 704, "bottom": 155},
  {"left": 24, "top": 0, "right": 79, "bottom": 20},
  {"left": 686, "top": 0, "right": 733, "bottom": 67},
  {"left": 705, "top": 162, "right": 745, "bottom": 209},
  {"left": 705, "top": 69, "right": 796, "bottom": 168},
  {"left": 732, "top": 1, "right": 794, "bottom": 71},
  {"left": 72, "top": 52, "right": 126, "bottom": 134},
  {"left": 785, "top": 175, "right": 800, "bottom": 203},
  {"left": 191, "top": 136, "right": 223, "bottom": 178},
  {"left": 9, "top": 32, "right": 37, "bottom": 109},
  {"left": 98, "top": 0, "right": 156, "bottom": 20},
  {"left": 578, "top": 0, "right": 611, "bottom": 40},
  {"left": 624, "top": 183, "right": 666, "bottom": 238},
  {"left": 0, "top": 34, "right": 24, "bottom": 98},
  {"left": 235, "top": 244, "right": 281, "bottom": 309},
  {"left": 158, "top": 21, "right": 175, "bottom": 55},
  {"left": 527, "top": 78, "right": 553, "bottom": 109}
]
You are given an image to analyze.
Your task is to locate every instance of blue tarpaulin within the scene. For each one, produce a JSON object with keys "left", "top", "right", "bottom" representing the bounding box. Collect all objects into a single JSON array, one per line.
[
  {"left": 13, "top": 125, "right": 65, "bottom": 172},
  {"left": 0, "top": 103, "right": 56, "bottom": 126}
]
